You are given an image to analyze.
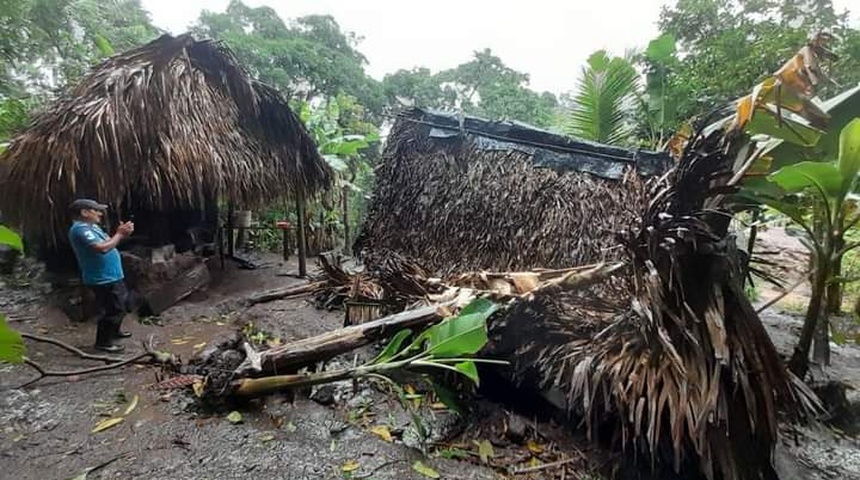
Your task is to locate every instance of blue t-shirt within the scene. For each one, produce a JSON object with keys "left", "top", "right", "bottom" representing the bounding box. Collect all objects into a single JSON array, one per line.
[{"left": 68, "top": 221, "right": 124, "bottom": 285}]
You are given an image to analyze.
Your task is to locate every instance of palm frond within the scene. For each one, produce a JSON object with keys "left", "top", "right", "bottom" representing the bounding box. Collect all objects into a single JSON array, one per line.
[{"left": 565, "top": 51, "right": 640, "bottom": 146}]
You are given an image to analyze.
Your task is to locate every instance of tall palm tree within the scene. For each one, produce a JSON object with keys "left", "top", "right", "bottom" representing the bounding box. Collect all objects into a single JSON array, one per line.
[{"left": 565, "top": 50, "right": 639, "bottom": 146}]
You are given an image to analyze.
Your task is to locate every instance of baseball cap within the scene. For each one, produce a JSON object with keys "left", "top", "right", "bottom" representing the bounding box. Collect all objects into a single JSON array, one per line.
[{"left": 69, "top": 199, "right": 108, "bottom": 211}]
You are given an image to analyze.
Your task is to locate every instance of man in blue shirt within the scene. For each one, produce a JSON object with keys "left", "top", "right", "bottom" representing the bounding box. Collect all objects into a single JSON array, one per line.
[{"left": 68, "top": 199, "right": 135, "bottom": 353}]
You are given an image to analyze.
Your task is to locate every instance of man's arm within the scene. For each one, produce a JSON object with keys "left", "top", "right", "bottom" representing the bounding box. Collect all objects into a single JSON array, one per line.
[
  {"left": 90, "top": 233, "right": 125, "bottom": 253},
  {"left": 82, "top": 222, "right": 134, "bottom": 254}
]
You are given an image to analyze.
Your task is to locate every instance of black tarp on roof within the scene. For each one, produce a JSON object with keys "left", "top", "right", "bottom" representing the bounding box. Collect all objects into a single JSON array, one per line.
[{"left": 399, "top": 108, "right": 671, "bottom": 180}]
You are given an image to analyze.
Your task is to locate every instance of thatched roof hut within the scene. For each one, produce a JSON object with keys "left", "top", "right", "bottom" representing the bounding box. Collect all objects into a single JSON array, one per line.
[
  {"left": 354, "top": 108, "right": 671, "bottom": 275},
  {"left": 0, "top": 34, "right": 331, "bottom": 248}
]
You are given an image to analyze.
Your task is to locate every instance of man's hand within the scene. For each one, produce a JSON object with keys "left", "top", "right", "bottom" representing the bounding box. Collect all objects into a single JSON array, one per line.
[{"left": 117, "top": 221, "right": 135, "bottom": 238}]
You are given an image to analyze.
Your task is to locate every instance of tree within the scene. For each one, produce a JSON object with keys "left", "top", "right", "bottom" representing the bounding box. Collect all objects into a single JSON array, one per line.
[
  {"left": 193, "top": 1, "right": 383, "bottom": 117},
  {"left": 635, "top": 34, "right": 691, "bottom": 150},
  {"left": 0, "top": 0, "right": 159, "bottom": 141},
  {"left": 563, "top": 50, "right": 639, "bottom": 146},
  {"left": 658, "top": 0, "right": 860, "bottom": 124},
  {"left": 381, "top": 49, "right": 559, "bottom": 127},
  {"left": 381, "top": 67, "right": 456, "bottom": 111},
  {"left": 0, "top": 0, "right": 159, "bottom": 96}
]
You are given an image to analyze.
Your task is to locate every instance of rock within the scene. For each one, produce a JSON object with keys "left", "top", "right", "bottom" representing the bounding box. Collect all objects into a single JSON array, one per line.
[
  {"left": 310, "top": 385, "right": 336, "bottom": 406},
  {"left": 506, "top": 412, "right": 528, "bottom": 444}
]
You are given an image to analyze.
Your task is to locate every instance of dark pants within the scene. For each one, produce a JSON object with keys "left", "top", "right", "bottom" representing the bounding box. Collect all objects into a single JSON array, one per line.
[{"left": 91, "top": 280, "right": 128, "bottom": 346}]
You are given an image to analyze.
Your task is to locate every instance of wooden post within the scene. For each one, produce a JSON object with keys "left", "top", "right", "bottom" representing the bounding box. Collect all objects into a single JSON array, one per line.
[
  {"left": 342, "top": 186, "right": 350, "bottom": 253},
  {"left": 282, "top": 201, "right": 290, "bottom": 261},
  {"left": 226, "top": 203, "right": 235, "bottom": 259},
  {"left": 217, "top": 225, "right": 225, "bottom": 270},
  {"left": 288, "top": 226, "right": 290, "bottom": 261},
  {"left": 295, "top": 190, "right": 307, "bottom": 277}
]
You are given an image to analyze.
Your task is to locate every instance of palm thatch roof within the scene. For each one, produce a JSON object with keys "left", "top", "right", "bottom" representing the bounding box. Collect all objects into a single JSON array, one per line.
[
  {"left": 354, "top": 108, "right": 670, "bottom": 276},
  {"left": 0, "top": 34, "right": 331, "bottom": 246}
]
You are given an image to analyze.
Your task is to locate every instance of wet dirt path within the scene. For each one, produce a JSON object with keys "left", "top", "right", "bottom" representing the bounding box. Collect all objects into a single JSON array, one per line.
[{"left": 0, "top": 259, "right": 502, "bottom": 480}]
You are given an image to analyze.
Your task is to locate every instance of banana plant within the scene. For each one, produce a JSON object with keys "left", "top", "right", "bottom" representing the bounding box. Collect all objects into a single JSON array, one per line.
[
  {"left": 744, "top": 118, "right": 860, "bottom": 374},
  {"left": 298, "top": 97, "right": 379, "bottom": 250},
  {"left": 232, "top": 298, "right": 507, "bottom": 399},
  {"left": 0, "top": 225, "right": 25, "bottom": 364}
]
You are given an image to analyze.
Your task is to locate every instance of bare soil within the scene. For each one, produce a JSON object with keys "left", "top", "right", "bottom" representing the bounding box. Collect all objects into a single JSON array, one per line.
[
  {"left": 0, "top": 256, "right": 595, "bottom": 480},
  {"left": 2, "top": 240, "right": 860, "bottom": 480}
]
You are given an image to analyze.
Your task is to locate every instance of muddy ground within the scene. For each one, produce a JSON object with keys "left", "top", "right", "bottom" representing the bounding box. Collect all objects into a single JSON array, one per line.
[
  {"left": 0, "top": 256, "right": 599, "bottom": 480},
  {"left": 1, "top": 236, "right": 860, "bottom": 480}
]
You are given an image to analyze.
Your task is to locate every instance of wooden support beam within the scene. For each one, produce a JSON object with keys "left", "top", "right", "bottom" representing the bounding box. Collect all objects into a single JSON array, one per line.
[
  {"left": 226, "top": 203, "right": 235, "bottom": 258},
  {"left": 296, "top": 189, "right": 308, "bottom": 277},
  {"left": 243, "top": 280, "right": 326, "bottom": 306}
]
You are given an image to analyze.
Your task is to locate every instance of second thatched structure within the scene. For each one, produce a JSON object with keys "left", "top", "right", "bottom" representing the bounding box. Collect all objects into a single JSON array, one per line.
[{"left": 354, "top": 108, "right": 670, "bottom": 276}]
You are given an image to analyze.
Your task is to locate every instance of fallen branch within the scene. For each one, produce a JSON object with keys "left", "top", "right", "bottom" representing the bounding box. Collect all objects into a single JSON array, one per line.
[
  {"left": 234, "top": 302, "right": 453, "bottom": 376},
  {"left": 523, "top": 262, "right": 624, "bottom": 297},
  {"left": 21, "top": 333, "right": 124, "bottom": 364},
  {"left": 755, "top": 271, "right": 810, "bottom": 314},
  {"left": 21, "top": 352, "right": 151, "bottom": 388},
  {"left": 511, "top": 456, "right": 578, "bottom": 475},
  {"left": 18, "top": 338, "right": 178, "bottom": 387},
  {"left": 244, "top": 280, "right": 327, "bottom": 306}
]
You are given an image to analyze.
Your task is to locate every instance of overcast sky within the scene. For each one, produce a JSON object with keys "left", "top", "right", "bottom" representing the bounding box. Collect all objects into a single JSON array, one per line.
[{"left": 139, "top": 0, "right": 858, "bottom": 96}]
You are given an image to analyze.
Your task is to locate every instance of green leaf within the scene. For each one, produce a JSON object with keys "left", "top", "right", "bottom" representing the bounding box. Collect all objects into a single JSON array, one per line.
[
  {"left": 323, "top": 155, "right": 348, "bottom": 172},
  {"left": 456, "top": 297, "right": 499, "bottom": 319},
  {"left": 93, "top": 34, "right": 114, "bottom": 57},
  {"left": 565, "top": 50, "right": 639, "bottom": 145},
  {"left": 226, "top": 411, "right": 243, "bottom": 424},
  {"left": 328, "top": 138, "right": 369, "bottom": 157},
  {"left": 838, "top": 118, "right": 860, "bottom": 189},
  {"left": 412, "top": 460, "right": 440, "bottom": 478},
  {"left": 646, "top": 33, "right": 676, "bottom": 62},
  {"left": 768, "top": 161, "right": 843, "bottom": 197},
  {"left": 0, "top": 225, "right": 23, "bottom": 252},
  {"left": 832, "top": 329, "right": 847, "bottom": 345},
  {"left": 454, "top": 361, "right": 479, "bottom": 385},
  {"left": 0, "top": 314, "right": 25, "bottom": 364},
  {"left": 476, "top": 439, "right": 494, "bottom": 464},
  {"left": 437, "top": 447, "right": 471, "bottom": 459},
  {"left": 746, "top": 108, "right": 823, "bottom": 146},
  {"left": 431, "top": 381, "right": 462, "bottom": 414},
  {"left": 69, "top": 470, "right": 89, "bottom": 480},
  {"left": 425, "top": 299, "right": 498, "bottom": 358},
  {"left": 370, "top": 329, "right": 412, "bottom": 364},
  {"left": 739, "top": 191, "right": 812, "bottom": 233}
]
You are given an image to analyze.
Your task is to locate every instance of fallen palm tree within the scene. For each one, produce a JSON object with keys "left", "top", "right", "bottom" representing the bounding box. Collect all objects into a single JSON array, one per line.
[{"left": 487, "top": 124, "right": 819, "bottom": 480}]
